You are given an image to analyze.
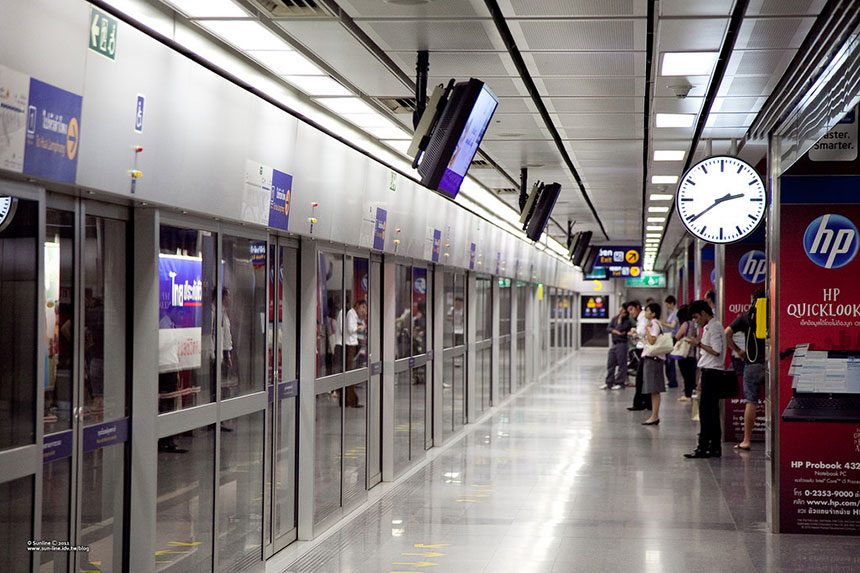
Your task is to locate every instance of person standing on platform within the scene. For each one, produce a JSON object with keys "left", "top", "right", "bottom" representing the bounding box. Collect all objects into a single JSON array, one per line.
[
  {"left": 684, "top": 300, "right": 726, "bottom": 459},
  {"left": 626, "top": 301, "right": 652, "bottom": 411},
  {"left": 601, "top": 304, "right": 632, "bottom": 390},
  {"left": 705, "top": 290, "right": 717, "bottom": 312},
  {"left": 673, "top": 305, "right": 698, "bottom": 401},
  {"left": 661, "top": 295, "right": 679, "bottom": 388},
  {"left": 725, "top": 288, "right": 766, "bottom": 451},
  {"left": 641, "top": 302, "right": 666, "bottom": 425}
]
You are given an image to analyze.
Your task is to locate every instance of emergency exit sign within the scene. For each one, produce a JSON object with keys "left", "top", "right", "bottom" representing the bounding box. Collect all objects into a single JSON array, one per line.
[
  {"left": 625, "top": 272, "right": 666, "bottom": 288},
  {"left": 89, "top": 8, "right": 118, "bottom": 60}
]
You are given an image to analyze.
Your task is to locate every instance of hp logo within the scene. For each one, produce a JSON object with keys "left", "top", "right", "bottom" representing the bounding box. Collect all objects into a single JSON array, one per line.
[
  {"left": 738, "top": 250, "right": 767, "bottom": 284},
  {"left": 803, "top": 214, "right": 859, "bottom": 269}
]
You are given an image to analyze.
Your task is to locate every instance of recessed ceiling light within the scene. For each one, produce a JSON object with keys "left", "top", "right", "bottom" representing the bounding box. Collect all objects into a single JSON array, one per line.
[
  {"left": 656, "top": 113, "right": 695, "bottom": 128},
  {"left": 365, "top": 125, "right": 410, "bottom": 140},
  {"left": 284, "top": 75, "right": 351, "bottom": 96},
  {"left": 661, "top": 52, "right": 718, "bottom": 76},
  {"left": 200, "top": 20, "right": 288, "bottom": 51},
  {"left": 384, "top": 0, "right": 432, "bottom": 4},
  {"left": 316, "top": 97, "right": 377, "bottom": 115},
  {"left": 654, "top": 150, "right": 685, "bottom": 161},
  {"left": 646, "top": 233, "right": 662, "bottom": 238},
  {"left": 650, "top": 193, "right": 673, "bottom": 201},
  {"left": 165, "top": 0, "right": 247, "bottom": 18},
  {"left": 649, "top": 206, "right": 670, "bottom": 213},
  {"left": 248, "top": 51, "right": 323, "bottom": 75},
  {"left": 383, "top": 140, "right": 411, "bottom": 154},
  {"left": 647, "top": 225, "right": 664, "bottom": 231},
  {"left": 651, "top": 175, "right": 678, "bottom": 184},
  {"left": 647, "top": 217, "right": 665, "bottom": 223}
]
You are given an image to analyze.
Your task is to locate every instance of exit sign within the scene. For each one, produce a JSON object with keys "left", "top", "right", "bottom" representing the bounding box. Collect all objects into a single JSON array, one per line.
[
  {"left": 89, "top": 8, "right": 118, "bottom": 60},
  {"left": 625, "top": 272, "right": 666, "bottom": 288}
]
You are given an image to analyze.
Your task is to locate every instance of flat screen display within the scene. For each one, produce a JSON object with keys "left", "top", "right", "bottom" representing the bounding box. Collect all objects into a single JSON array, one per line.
[
  {"left": 525, "top": 182, "right": 561, "bottom": 241},
  {"left": 584, "top": 267, "right": 607, "bottom": 280},
  {"left": 581, "top": 295, "right": 609, "bottom": 319},
  {"left": 437, "top": 85, "right": 498, "bottom": 197}
]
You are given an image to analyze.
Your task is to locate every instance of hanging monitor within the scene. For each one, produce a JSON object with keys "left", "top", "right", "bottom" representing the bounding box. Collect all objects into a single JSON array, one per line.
[
  {"left": 583, "top": 245, "right": 599, "bottom": 274},
  {"left": 525, "top": 182, "right": 561, "bottom": 241},
  {"left": 567, "top": 231, "right": 582, "bottom": 259},
  {"left": 571, "top": 231, "right": 592, "bottom": 267},
  {"left": 416, "top": 79, "right": 498, "bottom": 198},
  {"left": 518, "top": 180, "right": 542, "bottom": 227}
]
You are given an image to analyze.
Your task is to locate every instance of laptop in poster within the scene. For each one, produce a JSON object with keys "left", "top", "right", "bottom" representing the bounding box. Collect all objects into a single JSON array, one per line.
[{"left": 782, "top": 345, "right": 860, "bottom": 422}]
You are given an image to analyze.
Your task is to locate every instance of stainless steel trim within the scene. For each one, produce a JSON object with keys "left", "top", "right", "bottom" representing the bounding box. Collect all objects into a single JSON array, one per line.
[
  {"left": 766, "top": 132, "right": 781, "bottom": 534},
  {"left": 156, "top": 403, "right": 219, "bottom": 439},
  {"left": 221, "top": 392, "right": 267, "bottom": 421}
]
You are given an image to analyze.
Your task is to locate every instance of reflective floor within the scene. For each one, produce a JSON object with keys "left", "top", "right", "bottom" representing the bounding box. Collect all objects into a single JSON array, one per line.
[{"left": 273, "top": 349, "right": 860, "bottom": 572}]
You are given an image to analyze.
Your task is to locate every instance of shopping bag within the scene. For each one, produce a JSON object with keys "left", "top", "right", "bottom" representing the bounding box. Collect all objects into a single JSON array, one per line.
[
  {"left": 643, "top": 333, "right": 674, "bottom": 357},
  {"left": 669, "top": 338, "right": 691, "bottom": 360}
]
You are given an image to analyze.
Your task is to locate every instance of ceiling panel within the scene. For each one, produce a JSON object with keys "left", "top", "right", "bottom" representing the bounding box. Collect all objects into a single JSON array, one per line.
[
  {"left": 360, "top": 20, "right": 499, "bottom": 51},
  {"left": 277, "top": 21, "right": 412, "bottom": 97},
  {"left": 726, "top": 49, "right": 795, "bottom": 76},
  {"left": 652, "top": 96, "right": 706, "bottom": 113},
  {"left": 548, "top": 97, "right": 642, "bottom": 113},
  {"left": 660, "top": 0, "right": 733, "bottom": 16},
  {"left": 495, "top": 97, "right": 539, "bottom": 113},
  {"left": 736, "top": 17, "right": 815, "bottom": 50},
  {"left": 393, "top": 52, "right": 515, "bottom": 78},
  {"left": 507, "top": 0, "right": 646, "bottom": 17},
  {"left": 339, "top": 0, "right": 489, "bottom": 19},
  {"left": 539, "top": 77, "right": 642, "bottom": 97},
  {"left": 747, "top": 0, "right": 827, "bottom": 17},
  {"left": 718, "top": 75, "right": 773, "bottom": 96},
  {"left": 658, "top": 18, "right": 728, "bottom": 51},
  {"left": 526, "top": 52, "right": 644, "bottom": 77},
  {"left": 430, "top": 76, "right": 527, "bottom": 97},
  {"left": 517, "top": 20, "right": 642, "bottom": 51}
]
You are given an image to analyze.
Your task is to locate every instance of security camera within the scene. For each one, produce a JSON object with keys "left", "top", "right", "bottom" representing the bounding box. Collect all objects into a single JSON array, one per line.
[{"left": 669, "top": 82, "right": 693, "bottom": 99}]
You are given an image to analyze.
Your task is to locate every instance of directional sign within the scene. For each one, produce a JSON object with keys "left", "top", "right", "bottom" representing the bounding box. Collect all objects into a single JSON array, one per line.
[
  {"left": 625, "top": 272, "right": 666, "bottom": 288},
  {"left": 89, "top": 8, "right": 118, "bottom": 60}
]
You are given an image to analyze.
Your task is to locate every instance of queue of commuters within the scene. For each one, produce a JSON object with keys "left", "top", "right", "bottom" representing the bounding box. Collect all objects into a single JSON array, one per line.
[{"left": 600, "top": 290, "right": 767, "bottom": 459}]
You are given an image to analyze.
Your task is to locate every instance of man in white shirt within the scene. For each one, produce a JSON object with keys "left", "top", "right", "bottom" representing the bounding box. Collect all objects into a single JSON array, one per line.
[
  {"left": 684, "top": 299, "right": 726, "bottom": 459},
  {"left": 343, "top": 299, "right": 367, "bottom": 407},
  {"left": 662, "top": 295, "right": 679, "bottom": 388}
]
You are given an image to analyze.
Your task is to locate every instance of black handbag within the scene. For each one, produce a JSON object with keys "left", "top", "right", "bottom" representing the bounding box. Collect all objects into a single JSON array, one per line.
[{"left": 716, "top": 368, "right": 740, "bottom": 399}]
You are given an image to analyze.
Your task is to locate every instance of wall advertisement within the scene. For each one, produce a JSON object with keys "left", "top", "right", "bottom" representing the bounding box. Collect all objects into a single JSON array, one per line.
[
  {"left": 242, "top": 159, "right": 292, "bottom": 230},
  {"left": 723, "top": 231, "right": 766, "bottom": 443},
  {"left": 777, "top": 176, "right": 860, "bottom": 535},
  {"left": 158, "top": 254, "right": 204, "bottom": 373}
]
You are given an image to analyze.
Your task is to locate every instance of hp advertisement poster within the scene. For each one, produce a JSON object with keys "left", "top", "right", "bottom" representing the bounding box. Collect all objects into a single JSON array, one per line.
[
  {"left": 242, "top": 159, "right": 292, "bottom": 231},
  {"left": 158, "top": 254, "right": 204, "bottom": 373},
  {"left": 778, "top": 176, "right": 860, "bottom": 535},
  {"left": 723, "top": 231, "right": 766, "bottom": 443}
]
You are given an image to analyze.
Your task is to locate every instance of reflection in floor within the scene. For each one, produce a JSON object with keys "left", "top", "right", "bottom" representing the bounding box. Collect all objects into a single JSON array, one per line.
[{"left": 273, "top": 349, "right": 860, "bottom": 573}]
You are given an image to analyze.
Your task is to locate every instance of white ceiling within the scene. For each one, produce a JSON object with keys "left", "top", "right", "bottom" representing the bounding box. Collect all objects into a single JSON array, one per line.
[{"left": 158, "top": 0, "right": 828, "bottom": 253}]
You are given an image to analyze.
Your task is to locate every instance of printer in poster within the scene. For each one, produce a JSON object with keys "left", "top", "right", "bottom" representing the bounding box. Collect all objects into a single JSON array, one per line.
[{"left": 159, "top": 254, "right": 203, "bottom": 373}]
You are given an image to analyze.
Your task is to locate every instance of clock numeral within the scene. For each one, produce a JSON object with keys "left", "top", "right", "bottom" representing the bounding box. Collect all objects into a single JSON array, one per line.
[
  {"left": 748, "top": 179, "right": 758, "bottom": 186},
  {"left": 748, "top": 214, "right": 756, "bottom": 220},
  {"left": 701, "top": 225, "right": 707, "bottom": 235},
  {"left": 687, "top": 180, "right": 696, "bottom": 186},
  {"left": 719, "top": 228, "right": 724, "bottom": 240},
  {"left": 749, "top": 198, "right": 762, "bottom": 202},
  {"left": 736, "top": 165, "right": 743, "bottom": 174},
  {"left": 720, "top": 160, "right": 724, "bottom": 172},
  {"left": 736, "top": 225, "right": 742, "bottom": 236},
  {"left": 681, "top": 197, "right": 693, "bottom": 201},
  {"left": 701, "top": 165, "right": 708, "bottom": 174}
]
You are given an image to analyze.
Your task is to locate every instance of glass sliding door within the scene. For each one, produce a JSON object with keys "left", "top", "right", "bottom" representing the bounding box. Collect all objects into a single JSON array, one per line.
[{"left": 442, "top": 270, "right": 466, "bottom": 441}]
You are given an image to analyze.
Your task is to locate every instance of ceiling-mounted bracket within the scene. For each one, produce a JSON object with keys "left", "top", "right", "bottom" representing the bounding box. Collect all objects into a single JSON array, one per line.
[
  {"left": 566, "top": 219, "right": 576, "bottom": 250},
  {"left": 413, "top": 50, "right": 429, "bottom": 129},
  {"left": 519, "top": 167, "right": 528, "bottom": 212}
]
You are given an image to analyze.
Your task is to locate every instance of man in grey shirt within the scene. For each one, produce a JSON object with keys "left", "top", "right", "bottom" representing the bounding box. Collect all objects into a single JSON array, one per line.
[{"left": 602, "top": 304, "right": 632, "bottom": 390}]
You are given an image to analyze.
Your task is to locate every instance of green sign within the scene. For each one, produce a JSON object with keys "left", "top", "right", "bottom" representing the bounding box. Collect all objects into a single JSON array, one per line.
[
  {"left": 89, "top": 8, "right": 118, "bottom": 60},
  {"left": 625, "top": 272, "right": 666, "bottom": 288}
]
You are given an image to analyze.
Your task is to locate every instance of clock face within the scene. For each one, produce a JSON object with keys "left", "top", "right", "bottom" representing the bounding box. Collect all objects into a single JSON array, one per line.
[
  {"left": 676, "top": 155, "right": 766, "bottom": 244},
  {"left": 0, "top": 196, "right": 16, "bottom": 233}
]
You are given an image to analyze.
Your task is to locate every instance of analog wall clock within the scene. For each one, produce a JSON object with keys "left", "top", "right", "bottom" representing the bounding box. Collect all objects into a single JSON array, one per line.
[
  {"left": 0, "top": 196, "right": 17, "bottom": 233},
  {"left": 676, "top": 155, "right": 766, "bottom": 244}
]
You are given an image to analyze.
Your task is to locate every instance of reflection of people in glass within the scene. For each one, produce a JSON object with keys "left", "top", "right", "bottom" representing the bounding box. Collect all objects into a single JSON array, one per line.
[
  {"left": 345, "top": 300, "right": 368, "bottom": 407},
  {"left": 395, "top": 306, "right": 412, "bottom": 358},
  {"left": 413, "top": 302, "right": 426, "bottom": 356},
  {"left": 325, "top": 296, "right": 340, "bottom": 374},
  {"left": 449, "top": 296, "right": 464, "bottom": 346}
]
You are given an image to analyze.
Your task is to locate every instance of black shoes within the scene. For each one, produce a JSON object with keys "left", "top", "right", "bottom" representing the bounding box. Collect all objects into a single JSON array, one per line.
[
  {"left": 684, "top": 447, "right": 722, "bottom": 459},
  {"left": 641, "top": 419, "right": 660, "bottom": 426}
]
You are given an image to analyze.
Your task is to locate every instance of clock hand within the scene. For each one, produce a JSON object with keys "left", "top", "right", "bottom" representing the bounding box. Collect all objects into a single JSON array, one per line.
[{"left": 688, "top": 192, "right": 745, "bottom": 222}]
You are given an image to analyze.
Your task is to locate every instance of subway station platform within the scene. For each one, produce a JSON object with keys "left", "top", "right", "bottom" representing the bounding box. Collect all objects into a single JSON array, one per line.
[{"left": 269, "top": 350, "right": 859, "bottom": 573}]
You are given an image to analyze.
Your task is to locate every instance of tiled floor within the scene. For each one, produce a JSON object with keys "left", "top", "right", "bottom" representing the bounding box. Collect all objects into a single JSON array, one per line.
[{"left": 275, "top": 349, "right": 860, "bottom": 572}]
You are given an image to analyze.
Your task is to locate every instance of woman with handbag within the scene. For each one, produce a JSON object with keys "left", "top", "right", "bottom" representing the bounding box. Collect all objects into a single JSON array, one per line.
[
  {"left": 641, "top": 302, "right": 669, "bottom": 425},
  {"left": 673, "top": 305, "right": 698, "bottom": 401}
]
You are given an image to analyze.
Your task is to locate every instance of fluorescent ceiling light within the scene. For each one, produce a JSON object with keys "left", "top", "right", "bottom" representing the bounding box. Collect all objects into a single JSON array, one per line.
[
  {"left": 651, "top": 175, "right": 678, "bottom": 184},
  {"left": 344, "top": 112, "right": 399, "bottom": 129},
  {"left": 656, "top": 113, "right": 695, "bottom": 128},
  {"left": 247, "top": 51, "right": 323, "bottom": 75},
  {"left": 646, "top": 225, "right": 664, "bottom": 231},
  {"left": 650, "top": 193, "right": 673, "bottom": 201},
  {"left": 283, "top": 75, "right": 351, "bottom": 96},
  {"left": 649, "top": 206, "right": 670, "bottom": 213},
  {"left": 165, "top": 0, "right": 247, "bottom": 18},
  {"left": 316, "top": 97, "right": 377, "bottom": 115},
  {"left": 647, "top": 217, "right": 665, "bottom": 223},
  {"left": 200, "top": 20, "right": 288, "bottom": 51},
  {"left": 654, "top": 150, "right": 685, "bottom": 161},
  {"left": 365, "top": 126, "right": 410, "bottom": 140},
  {"left": 661, "top": 52, "right": 718, "bottom": 76},
  {"left": 646, "top": 233, "right": 662, "bottom": 238}
]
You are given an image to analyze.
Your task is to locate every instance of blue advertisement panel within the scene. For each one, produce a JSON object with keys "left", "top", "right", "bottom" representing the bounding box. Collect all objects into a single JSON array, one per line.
[
  {"left": 83, "top": 418, "right": 129, "bottom": 453},
  {"left": 469, "top": 242, "right": 476, "bottom": 270},
  {"left": 23, "top": 78, "right": 82, "bottom": 184},
  {"left": 158, "top": 254, "right": 203, "bottom": 373},
  {"left": 43, "top": 430, "right": 73, "bottom": 463},
  {"left": 431, "top": 229, "right": 442, "bottom": 262},
  {"left": 269, "top": 168, "right": 292, "bottom": 230},
  {"left": 373, "top": 208, "right": 387, "bottom": 250}
]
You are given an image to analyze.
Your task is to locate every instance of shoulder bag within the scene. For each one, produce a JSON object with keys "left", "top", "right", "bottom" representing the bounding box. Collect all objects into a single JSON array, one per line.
[{"left": 643, "top": 323, "right": 674, "bottom": 357}]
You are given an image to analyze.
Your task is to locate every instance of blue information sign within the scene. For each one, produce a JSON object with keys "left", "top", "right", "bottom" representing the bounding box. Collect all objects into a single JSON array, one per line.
[{"left": 23, "top": 78, "right": 82, "bottom": 184}]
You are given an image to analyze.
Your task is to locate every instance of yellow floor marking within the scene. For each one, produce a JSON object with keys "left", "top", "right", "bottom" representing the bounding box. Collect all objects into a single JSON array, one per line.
[
  {"left": 392, "top": 561, "right": 437, "bottom": 567},
  {"left": 414, "top": 544, "right": 449, "bottom": 549},
  {"left": 155, "top": 549, "right": 191, "bottom": 556},
  {"left": 401, "top": 552, "right": 446, "bottom": 558},
  {"left": 167, "top": 541, "right": 202, "bottom": 547},
  {"left": 456, "top": 498, "right": 479, "bottom": 503}
]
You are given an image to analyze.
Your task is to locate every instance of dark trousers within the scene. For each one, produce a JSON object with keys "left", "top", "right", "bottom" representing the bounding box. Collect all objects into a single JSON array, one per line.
[
  {"left": 605, "top": 343, "right": 628, "bottom": 387},
  {"left": 697, "top": 368, "right": 722, "bottom": 451},
  {"left": 632, "top": 349, "right": 652, "bottom": 409},
  {"left": 678, "top": 357, "right": 697, "bottom": 398},
  {"left": 665, "top": 359, "right": 678, "bottom": 387}
]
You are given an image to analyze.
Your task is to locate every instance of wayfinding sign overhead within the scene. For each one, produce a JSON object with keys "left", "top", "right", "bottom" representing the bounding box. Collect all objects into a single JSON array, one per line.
[
  {"left": 595, "top": 246, "right": 641, "bottom": 278},
  {"left": 625, "top": 272, "right": 666, "bottom": 288}
]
